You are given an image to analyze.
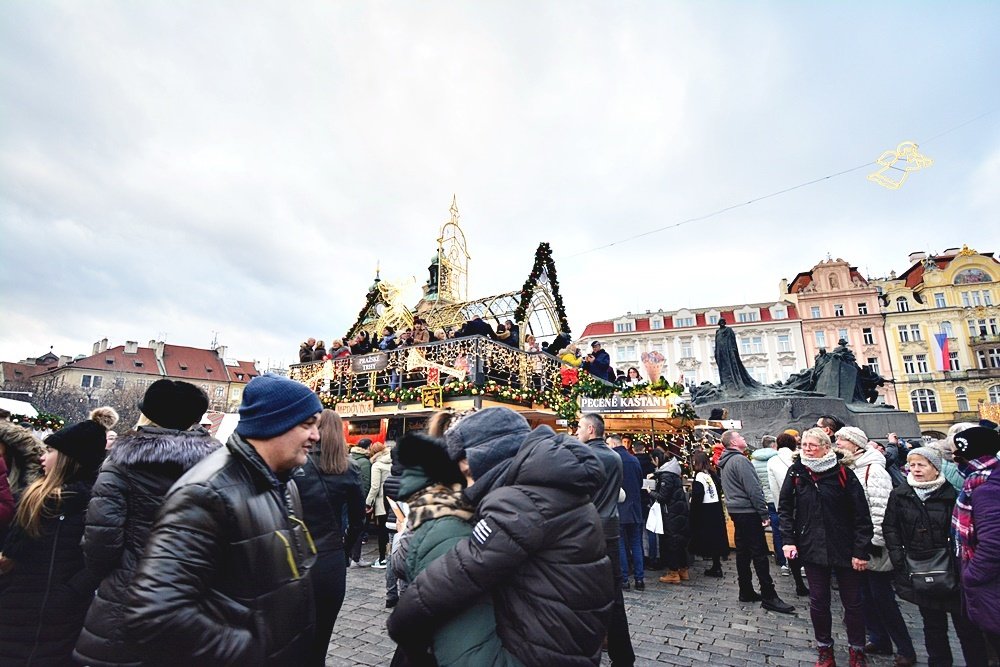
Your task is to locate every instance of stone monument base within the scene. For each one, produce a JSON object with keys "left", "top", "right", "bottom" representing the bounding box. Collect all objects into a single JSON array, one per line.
[{"left": 694, "top": 397, "right": 921, "bottom": 446}]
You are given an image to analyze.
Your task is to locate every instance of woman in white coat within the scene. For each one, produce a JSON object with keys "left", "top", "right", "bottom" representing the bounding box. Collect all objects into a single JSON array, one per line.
[
  {"left": 366, "top": 440, "right": 393, "bottom": 568},
  {"left": 766, "top": 432, "right": 808, "bottom": 596},
  {"left": 835, "top": 427, "right": 916, "bottom": 666}
]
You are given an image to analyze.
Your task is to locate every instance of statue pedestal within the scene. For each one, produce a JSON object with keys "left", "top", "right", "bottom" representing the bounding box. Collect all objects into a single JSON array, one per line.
[{"left": 695, "top": 397, "right": 921, "bottom": 445}]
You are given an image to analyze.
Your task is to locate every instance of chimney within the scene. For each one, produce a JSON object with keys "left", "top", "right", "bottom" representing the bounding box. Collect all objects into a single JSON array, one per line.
[
  {"left": 148, "top": 339, "right": 157, "bottom": 349},
  {"left": 154, "top": 341, "right": 165, "bottom": 360},
  {"left": 124, "top": 341, "right": 138, "bottom": 354},
  {"left": 99, "top": 338, "right": 108, "bottom": 353},
  {"left": 215, "top": 345, "right": 227, "bottom": 359},
  {"left": 907, "top": 251, "right": 927, "bottom": 264},
  {"left": 942, "top": 247, "right": 960, "bottom": 256},
  {"left": 58, "top": 355, "right": 72, "bottom": 367},
  {"left": 93, "top": 341, "right": 100, "bottom": 355}
]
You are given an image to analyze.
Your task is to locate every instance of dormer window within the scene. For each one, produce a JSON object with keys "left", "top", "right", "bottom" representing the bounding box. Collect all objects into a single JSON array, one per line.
[
  {"left": 105, "top": 358, "right": 114, "bottom": 365},
  {"left": 206, "top": 368, "right": 213, "bottom": 373},
  {"left": 134, "top": 360, "right": 143, "bottom": 368},
  {"left": 179, "top": 363, "right": 188, "bottom": 370}
]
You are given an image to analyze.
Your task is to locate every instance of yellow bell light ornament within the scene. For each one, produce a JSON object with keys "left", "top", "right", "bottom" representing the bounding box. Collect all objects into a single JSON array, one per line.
[{"left": 867, "top": 141, "right": 933, "bottom": 190}]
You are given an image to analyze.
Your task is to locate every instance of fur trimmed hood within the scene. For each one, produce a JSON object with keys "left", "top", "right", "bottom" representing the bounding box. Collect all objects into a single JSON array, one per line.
[{"left": 107, "top": 425, "right": 220, "bottom": 469}]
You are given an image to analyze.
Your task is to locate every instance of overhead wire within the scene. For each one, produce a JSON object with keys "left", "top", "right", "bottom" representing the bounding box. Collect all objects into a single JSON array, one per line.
[{"left": 560, "top": 108, "right": 998, "bottom": 260}]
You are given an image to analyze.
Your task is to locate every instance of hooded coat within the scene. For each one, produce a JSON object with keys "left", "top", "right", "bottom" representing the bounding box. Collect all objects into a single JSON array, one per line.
[
  {"left": 777, "top": 455, "right": 873, "bottom": 568},
  {"left": 349, "top": 447, "right": 372, "bottom": 498},
  {"left": 366, "top": 447, "right": 392, "bottom": 517},
  {"left": 882, "top": 481, "right": 960, "bottom": 611},
  {"left": 0, "top": 457, "right": 14, "bottom": 535},
  {"left": 718, "top": 448, "right": 768, "bottom": 521},
  {"left": 766, "top": 447, "right": 795, "bottom": 511},
  {"left": 0, "top": 479, "right": 100, "bottom": 667},
  {"left": 649, "top": 458, "right": 690, "bottom": 558},
  {"left": 388, "top": 426, "right": 614, "bottom": 667},
  {"left": 0, "top": 420, "right": 45, "bottom": 499},
  {"left": 74, "top": 427, "right": 220, "bottom": 666},
  {"left": 750, "top": 447, "right": 778, "bottom": 504},
  {"left": 837, "top": 447, "right": 893, "bottom": 548},
  {"left": 963, "top": 467, "right": 1000, "bottom": 635}
]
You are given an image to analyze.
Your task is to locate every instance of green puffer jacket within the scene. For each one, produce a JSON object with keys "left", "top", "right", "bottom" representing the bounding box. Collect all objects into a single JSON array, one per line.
[
  {"left": 395, "top": 467, "right": 522, "bottom": 667},
  {"left": 349, "top": 448, "right": 372, "bottom": 498}
]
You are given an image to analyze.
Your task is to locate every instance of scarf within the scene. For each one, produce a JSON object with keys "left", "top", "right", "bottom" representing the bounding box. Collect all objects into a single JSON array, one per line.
[
  {"left": 907, "top": 473, "right": 946, "bottom": 501},
  {"left": 406, "top": 483, "right": 474, "bottom": 531},
  {"left": 801, "top": 449, "right": 838, "bottom": 473},
  {"left": 952, "top": 454, "right": 1000, "bottom": 563}
]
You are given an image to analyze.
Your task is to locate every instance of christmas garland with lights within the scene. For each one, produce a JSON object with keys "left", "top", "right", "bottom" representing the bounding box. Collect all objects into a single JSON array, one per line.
[
  {"left": 320, "top": 380, "right": 566, "bottom": 411},
  {"left": 10, "top": 412, "right": 66, "bottom": 432},
  {"left": 513, "top": 242, "right": 571, "bottom": 334},
  {"left": 344, "top": 287, "right": 386, "bottom": 342}
]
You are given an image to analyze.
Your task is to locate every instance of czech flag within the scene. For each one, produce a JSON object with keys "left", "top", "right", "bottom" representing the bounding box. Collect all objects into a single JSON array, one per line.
[{"left": 932, "top": 333, "right": 950, "bottom": 371}]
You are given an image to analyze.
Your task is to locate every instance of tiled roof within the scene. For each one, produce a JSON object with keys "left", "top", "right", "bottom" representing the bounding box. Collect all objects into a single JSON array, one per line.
[
  {"left": 580, "top": 303, "right": 799, "bottom": 338},
  {"left": 0, "top": 361, "right": 52, "bottom": 383},
  {"left": 161, "top": 345, "right": 228, "bottom": 381},
  {"left": 225, "top": 360, "right": 259, "bottom": 383},
  {"left": 62, "top": 346, "right": 161, "bottom": 375}
]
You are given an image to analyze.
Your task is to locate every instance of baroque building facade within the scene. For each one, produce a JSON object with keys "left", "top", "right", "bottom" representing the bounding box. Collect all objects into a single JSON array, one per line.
[
  {"left": 579, "top": 302, "right": 808, "bottom": 389},
  {"left": 874, "top": 246, "right": 1000, "bottom": 437},
  {"left": 785, "top": 257, "right": 899, "bottom": 406}
]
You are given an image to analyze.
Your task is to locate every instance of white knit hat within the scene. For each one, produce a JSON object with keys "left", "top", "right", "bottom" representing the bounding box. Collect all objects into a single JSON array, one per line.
[{"left": 834, "top": 426, "right": 868, "bottom": 451}]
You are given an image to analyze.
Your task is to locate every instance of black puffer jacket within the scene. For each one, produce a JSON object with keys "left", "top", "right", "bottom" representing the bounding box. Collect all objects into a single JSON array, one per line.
[
  {"left": 778, "top": 458, "right": 873, "bottom": 568},
  {"left": 74, "top": 426, "right": 220, "bottom": 666},
  {"left": 123, "top": 434, "right": 317, "bottom": 666},
  {"left": 649, "top": 459, "right": 690, "bottom": 554},
  {"left": 388, "top": 426, "right": 614, "bottom": 666},
  {"left": 0, "top": 480, "right": 99, "bottom": 667},
  {"left": 883, "top": 481, "right": 959, "bottom": 611}
]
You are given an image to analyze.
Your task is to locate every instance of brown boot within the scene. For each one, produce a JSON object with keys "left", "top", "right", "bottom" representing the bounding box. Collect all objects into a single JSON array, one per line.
[
  {"left": 678, "top": 567, "right": 690, "bottom": 581},
  {"left": 658, "top": 570, "right": 681, "bottom": 584}
]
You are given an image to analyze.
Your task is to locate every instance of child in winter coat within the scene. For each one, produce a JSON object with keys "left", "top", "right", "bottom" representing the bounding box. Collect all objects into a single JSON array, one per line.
[
  {"left": 650, "top": 456, "right": 690, "bottom": 584},
  {"left": 0, "top": 418, "right": 108, "bottom": 666}
]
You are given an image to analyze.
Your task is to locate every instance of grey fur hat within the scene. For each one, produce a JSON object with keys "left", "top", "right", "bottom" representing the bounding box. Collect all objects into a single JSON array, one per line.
[{"left": 444, "top": 407, "right": 530, "bottom": 481}]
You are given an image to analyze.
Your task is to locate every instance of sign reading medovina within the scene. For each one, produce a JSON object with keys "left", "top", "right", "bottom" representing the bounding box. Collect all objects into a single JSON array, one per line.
[{"left": 579, "top": 394, "right": 675, "bottom": 414}]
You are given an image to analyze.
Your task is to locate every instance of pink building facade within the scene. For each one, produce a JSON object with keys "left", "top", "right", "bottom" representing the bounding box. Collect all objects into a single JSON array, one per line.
[{"left": 787, "top": 258, "right": 899, "bottom": 406}]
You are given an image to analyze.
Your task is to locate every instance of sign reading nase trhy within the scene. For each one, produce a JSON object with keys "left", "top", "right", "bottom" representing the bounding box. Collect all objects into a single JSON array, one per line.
[{"left": 579, "top": 394, "right": 676, "bottom": 414}]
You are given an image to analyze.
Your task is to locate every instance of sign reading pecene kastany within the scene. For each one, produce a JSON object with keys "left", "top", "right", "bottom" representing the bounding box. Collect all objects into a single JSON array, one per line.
[{"left": 579, "top": 394, "right": 676, "bottom": 414}]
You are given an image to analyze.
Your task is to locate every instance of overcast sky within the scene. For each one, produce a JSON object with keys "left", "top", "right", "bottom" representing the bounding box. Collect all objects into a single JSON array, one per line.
[{"left": 2, "top": 2, "right": 998, "bottom": 369}]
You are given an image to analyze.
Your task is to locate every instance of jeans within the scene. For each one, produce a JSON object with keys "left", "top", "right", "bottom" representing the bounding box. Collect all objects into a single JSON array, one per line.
[
  {"left": 919, "top": 605, "right": 991, "bottom": 667},
  {"left": 646, "top": 529, "right": 659, "bottom": 562},
  {"left": 767, "top": 503, "right": 786, "bottom": 567},
  {"left": 862, "top": 570, "right": 915, "bottom": 658},
  {"left": 386, "top": 531, "right": 405, "bottom": 602},
  {"left": 730, "top": 512, "right": 777, "bottom": 598},
  {"left": 606, "top": 538, "right": 635, "bottom": 666},
  {"left": 804, "top": 563, "right": 866, "bottom": 649},
  {"left": 618, "top": 523, "right": 645, "bottom": 583}
]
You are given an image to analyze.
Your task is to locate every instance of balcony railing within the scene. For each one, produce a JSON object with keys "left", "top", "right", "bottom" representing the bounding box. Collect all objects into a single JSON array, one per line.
[
  {"left": 968, "top": 367, "right": 1000, "bottom": 380},
  {"left": 288, "top": 335, "right": 568, "bottom": 408},
  {"left": 952, "top": 411, "right": 980, "bottom": 423},
  {"left": 970, "top": 333, "right": 1000, "bottom": 346}
]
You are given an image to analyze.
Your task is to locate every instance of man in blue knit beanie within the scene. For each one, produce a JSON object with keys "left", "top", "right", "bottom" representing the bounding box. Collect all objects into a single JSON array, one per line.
[{"left": 125, "top": 373, "right": 323, "bottom": 664}]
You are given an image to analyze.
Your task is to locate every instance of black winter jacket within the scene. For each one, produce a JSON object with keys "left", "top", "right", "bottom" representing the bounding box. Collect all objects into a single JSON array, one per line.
[
  {"left": 649, "top": 461, "right": 690, "bottom": 554},
  {"left": 75, "top": 426, "right": 220, "bottom": 666},
  {"left": 0, "top": 480, "right": 100, "bottom": 667},
  {"left": 883, "top": 482, "right": 959, "bottom": 610},
  {"left": 294, "top": 454, "right": 364, "bottom": 555},
  {"left": 584, "top": 438, "right": 622, "bottom": 540},
  {"left": 123, "top": 434, "right": 317, "bottom": 666},
  {"left": 388, "top": 426, "right": 614, "bottom": 667},
  {"left": 778, "top": 459, "right": 873, "bottom": 568}
]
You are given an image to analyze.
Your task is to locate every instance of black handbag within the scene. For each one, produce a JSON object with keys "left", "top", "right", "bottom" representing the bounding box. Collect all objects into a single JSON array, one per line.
[{"left": 905, "top": 548, "right": 957, "bottom": 597}]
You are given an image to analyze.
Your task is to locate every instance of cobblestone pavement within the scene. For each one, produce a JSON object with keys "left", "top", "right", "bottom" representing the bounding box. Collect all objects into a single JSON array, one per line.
[{"left": 328, "top": 546, "right": 970, "bottom": 666}]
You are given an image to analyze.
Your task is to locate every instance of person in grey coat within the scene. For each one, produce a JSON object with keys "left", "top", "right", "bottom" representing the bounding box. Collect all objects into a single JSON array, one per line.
[{"left": 717, "top": 430, "right": 793, "bottom": 614}]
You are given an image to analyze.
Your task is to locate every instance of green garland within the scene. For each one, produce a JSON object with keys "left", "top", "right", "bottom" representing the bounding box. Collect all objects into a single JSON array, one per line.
[
  {"left": 320, "top": 380, "right": 566, "bottom": 411},
  {"left": 11, "top": 411, "right": 66, "bottom": 431},
  {"left": 513, "top": 242, "right": 571, "bottom": 334}
]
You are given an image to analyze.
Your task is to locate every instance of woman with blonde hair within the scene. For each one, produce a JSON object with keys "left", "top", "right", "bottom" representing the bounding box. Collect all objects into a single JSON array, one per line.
[
  {"left": 0, "top": 417, "right": 108, "bottom": 665},
  {"left": 296, "top": 409, "right": 365, "bottom": 666}
]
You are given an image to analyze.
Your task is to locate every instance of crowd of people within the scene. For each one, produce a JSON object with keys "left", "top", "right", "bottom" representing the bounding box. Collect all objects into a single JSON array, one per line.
[{"left": 3, "top": 375, "right": 1000, "bottom": 666}]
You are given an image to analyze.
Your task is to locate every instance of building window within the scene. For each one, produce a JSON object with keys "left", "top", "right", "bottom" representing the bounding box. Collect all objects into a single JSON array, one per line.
[
  {"left": 934, "top": 292, "right": 946, "bottom": 308},
  {"left": 777, "top": 335, "right": 791, "bottom": 352},
  {"left": 903, "top": 355, "right": 916, "bottom": 374},
  {"left": 614, "top": 322, "right": 634, "bottom": 333},
  {"left": 896, "top": 296, "right": 910, "bottom": 312},
  {"left": 681, "top": 341, "right": 693, "bottom": 358},
  {"left": 915, "top": 354, "right": 929, "bottom": 373},
  {"left": 857, "top": 302, "right": 868, "bottom": 315},
  {"left": 955, "top": 387, "right": 969, "bottom": 412},
  {"left": 865, "top": 357, "right": 881, "bottom": 375},
  {"left": 989, "top": 385, "right": 1000, "bottom": 403},
  {"left": 682, "top": 371, "right": 697, "bottom": 388},
  {"left": 949, "top": 351, "right": 961, "bottom": 371},
  {"left": 910, "top": 388, "right": 939, "bottom": 413},
  {"left": 81, "top": 374, "right": 102, "bottom": 388},
  {"left": 909, "top": 324, "right": 922, "bottom": 341},
  {"left": 707, "top": 314, "right": 719, "bottom": 325},
  {"left": 962, "top": 292, "right": 971, "bottom": 307},
  {"left": 231, "top": 387, "right": 242, "bottom": 399},
  {"left": 837, "top": 329, "right": 849, "bottom": 344},
  {"left": 816, "top": 331, "right": 827, "bottom": 348},
  {"left": 898, "top": 325, "right": 911, "bottom": 343},
  {"left": 773, "top": 308, "right": 787, "bottom": 320},
  {"left": 215, "top": 386, "right": 225, "bottom": 398},
  {"left": 810, "top": 306, "right": 822, "bottom": 319},
  {"left": 979, "top": 348, "right": 1000, "bottom": 369},
  {"left": 940, "top": 321, "right": 954, "bottom": 338},
  {"left": 862, "top": 328, "right": 875, "bottom": 345},
  {"left": 738, "top": 311, "right": 760, "bottom": 323},
  {"left": 650, "top": 317, "right": 664, "bottom": 330},
  {"left": 749, "top": 367, "right": 768, "bottom": 383},
  {"left": 986, "top": 291, "right": 994, "bottom": 306},
  {"left": 834, "top": 304, "right": 845, "bottom": 317},
  {"left": 674, "top": 317, "right": 694, "bottom": 328}
]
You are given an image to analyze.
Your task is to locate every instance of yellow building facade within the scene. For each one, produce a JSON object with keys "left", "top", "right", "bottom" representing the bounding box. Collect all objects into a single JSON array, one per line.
[{"left": 877, "top": 246, "right": 1000, "bottom": 437}]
